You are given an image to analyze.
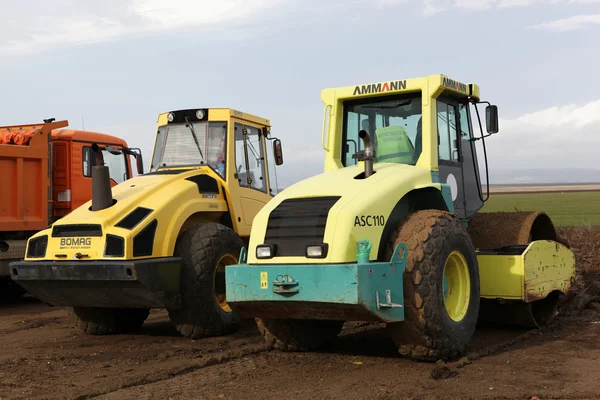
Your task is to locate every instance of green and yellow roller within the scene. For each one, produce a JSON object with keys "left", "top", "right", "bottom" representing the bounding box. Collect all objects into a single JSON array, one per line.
[{"left": 225, "top": 74, "right": 576, "bottom": 361}]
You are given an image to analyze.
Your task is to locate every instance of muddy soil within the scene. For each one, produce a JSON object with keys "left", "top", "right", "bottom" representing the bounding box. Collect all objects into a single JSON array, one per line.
[{"left": 1, "top": 289, "right": 600, "bottom": 400}]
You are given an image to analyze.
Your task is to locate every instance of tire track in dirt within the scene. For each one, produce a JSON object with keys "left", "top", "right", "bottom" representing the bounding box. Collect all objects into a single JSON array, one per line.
[{"left": 77, "top": 343, "right": 270, "bottom": 399}]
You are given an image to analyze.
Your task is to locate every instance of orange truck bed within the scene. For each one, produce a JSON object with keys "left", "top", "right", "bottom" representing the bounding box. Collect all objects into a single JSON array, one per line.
[{"left": 0, "top": 120, "right": 69, "bottom": 233}]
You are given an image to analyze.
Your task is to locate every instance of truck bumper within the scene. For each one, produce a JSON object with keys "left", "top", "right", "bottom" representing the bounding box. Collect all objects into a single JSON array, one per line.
[
  {"left": 9, "top": 258, "right": 182, "bottom": 309},
  {"left": 225, "top": 243, "right": 408, "bottom": 323}
]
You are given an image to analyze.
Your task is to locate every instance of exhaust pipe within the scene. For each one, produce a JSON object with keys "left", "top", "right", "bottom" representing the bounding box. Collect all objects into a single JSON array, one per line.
[
  {"left": 358, "top": 130, "right": 374, "bottom": 178},
  {"left": 91, "top": 144, "right": 114, "bottom": 211}
]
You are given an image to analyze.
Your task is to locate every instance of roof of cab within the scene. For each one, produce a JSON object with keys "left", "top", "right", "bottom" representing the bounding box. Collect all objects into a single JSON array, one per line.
[{"left": 51, "top": 129, "right": 129, "bottom": 146}]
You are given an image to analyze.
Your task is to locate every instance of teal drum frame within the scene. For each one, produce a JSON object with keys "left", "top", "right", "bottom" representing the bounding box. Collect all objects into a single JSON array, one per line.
[{"left": 225, "top": 240, "right": 408, "bottom": 323}]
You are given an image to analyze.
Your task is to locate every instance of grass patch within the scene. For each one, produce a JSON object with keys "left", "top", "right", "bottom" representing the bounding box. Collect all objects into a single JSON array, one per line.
[{"left": 481, "top": 191, "right": 600, "bottom": 227}]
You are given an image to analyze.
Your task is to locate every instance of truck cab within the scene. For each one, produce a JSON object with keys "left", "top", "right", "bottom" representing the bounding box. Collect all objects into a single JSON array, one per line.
[
  {"left": 0, "top": 120, "right": 142, "bottom": 300},
  {"left": 50, "top": 129, "right": 142, "bottom": 220}
]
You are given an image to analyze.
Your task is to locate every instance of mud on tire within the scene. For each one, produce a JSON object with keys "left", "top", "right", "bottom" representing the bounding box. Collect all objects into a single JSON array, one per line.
[
  {"left": 70, "top": 307, "right": 149, "bottom": 335},
  {"left": 385, "top": 209, "right": 480, "bottom": 362},
  {"left": 168, "top": 222, "right": 244, "bottom": 339},
  {"left": 256, "top": 318, "right": 344, "bottom": 351}
]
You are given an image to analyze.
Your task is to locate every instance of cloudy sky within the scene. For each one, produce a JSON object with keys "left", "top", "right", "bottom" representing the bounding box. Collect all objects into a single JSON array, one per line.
[{"left": 2, "top": 0, "right": 599, "bottom": 186}]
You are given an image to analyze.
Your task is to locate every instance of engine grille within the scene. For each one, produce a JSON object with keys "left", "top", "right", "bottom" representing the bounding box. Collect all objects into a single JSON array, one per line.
[
  {"left": 264, "top": 196, "right": 341, "bottom": 257},
  {"left": 52, "top": 224, "right": 102, "bottom": 237}
]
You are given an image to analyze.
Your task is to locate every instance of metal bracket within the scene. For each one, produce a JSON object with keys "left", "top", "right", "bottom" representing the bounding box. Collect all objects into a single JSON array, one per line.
[
  {"left": 376, "top": 290, "right": 403, "bottom": 309},
  {"left": 273, "top": 275, "right": 299, "bottom": 295}
]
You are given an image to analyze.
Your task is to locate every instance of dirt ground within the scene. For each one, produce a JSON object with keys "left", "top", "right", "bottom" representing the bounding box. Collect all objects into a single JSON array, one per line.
[
  {"left": 1, "top": 287, "right": 600, "bottom": 400},
  {"left": 2, "top": 226, "right": 600, "bottom": 400}
]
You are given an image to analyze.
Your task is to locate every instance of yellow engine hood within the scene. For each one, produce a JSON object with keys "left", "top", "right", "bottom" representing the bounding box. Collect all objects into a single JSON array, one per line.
[
  {"left": 26, "top": 168, "right": 228, "bottom": 261},
  {"left": 247, "top": 162, "right": 440, "bottom": 264}
]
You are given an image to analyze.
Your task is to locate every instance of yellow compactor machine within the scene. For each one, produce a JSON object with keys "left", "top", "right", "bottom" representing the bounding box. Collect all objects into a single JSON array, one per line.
[
  {"left": 11, "top": 108, "right": 284, "bottom": 339},
  {"left": 225, "top": 75, "right": 576, "bottom": 361}
]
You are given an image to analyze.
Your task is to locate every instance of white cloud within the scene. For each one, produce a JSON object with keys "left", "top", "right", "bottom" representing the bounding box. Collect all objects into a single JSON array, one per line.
[
  {"left": 482, "top": 99, "right": 600, "bottom": 175},
  {"left": 0, "top": 0, "right": 292, "bottom": 55},
  {"left": 380, "top": 0, "right": 600, "bottom": 15},
  {"left": 529, "top": 13, "right": 600, "bottom": 31}
]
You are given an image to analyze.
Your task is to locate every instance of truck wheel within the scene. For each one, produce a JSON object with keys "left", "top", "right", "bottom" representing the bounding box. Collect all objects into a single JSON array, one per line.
[
  {"left": 385, "top": 209, "right": 480, "bottom": 362},
  {"left": 70, "top": 307, "right": 149, "bottom": 335},
  {"left": 168, "top": 222, "right": 244, "bottom": 339},
  {"left": 256, "top": 318, "right": 344, "bottom": 351}
]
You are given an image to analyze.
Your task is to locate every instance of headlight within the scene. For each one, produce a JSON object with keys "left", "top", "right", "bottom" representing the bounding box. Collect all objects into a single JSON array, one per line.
[
  {"left": 167, "top": 112, "right": 175, "bottom": 122},
  {"left": 196, "top": 109, "right": 205, "bottom": 119},
  {"left": 306, "top": 243, "right": 328, "bottom": 258},
  {"left": 256, "top": 244, "right": 276, "bottom": 259}
]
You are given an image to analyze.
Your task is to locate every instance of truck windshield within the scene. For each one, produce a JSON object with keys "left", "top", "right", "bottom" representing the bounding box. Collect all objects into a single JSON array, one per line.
[
  {"left": 82, "top": 146, "right": 129, "bottom": 184},
  {"left": 151, "top": 121, "right": 227, "bottom": 177},
  {"left": 341, "top": 95, "right": 422, "bottom": 167}
]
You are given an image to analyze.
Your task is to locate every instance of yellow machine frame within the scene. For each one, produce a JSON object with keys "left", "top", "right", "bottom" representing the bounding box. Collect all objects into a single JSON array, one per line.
[{"left": 11, "top": 107, "right": 284, "bottom": 339}]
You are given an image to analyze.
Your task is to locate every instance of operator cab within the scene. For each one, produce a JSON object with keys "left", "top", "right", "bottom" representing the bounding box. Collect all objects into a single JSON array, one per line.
[
  {"left": 149, "top": 108, "right": 284, "bottom": 196},
  {"left": 339, "top": 81, "right": 498, "bottom": 220},
  {"left": 148, "top": 108, "right": 285, "bottom": 232}
]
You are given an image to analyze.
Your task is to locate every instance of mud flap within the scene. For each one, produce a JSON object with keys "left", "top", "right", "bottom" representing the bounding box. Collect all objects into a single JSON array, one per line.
[
  {"left": 225, "top": 243, "right": 408, "bottom": 323},
  {"left": 9, "top": 257, "right": 182, "bottom": 309}
]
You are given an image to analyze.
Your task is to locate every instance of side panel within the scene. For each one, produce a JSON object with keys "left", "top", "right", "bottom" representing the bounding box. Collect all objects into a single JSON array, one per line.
[
  {"left": 478, "top": 241, "right": 576, "bottom": 301},
  {"left": 478, "top": 253, "right": 524, "bottom": 300},
  {"left": 0, "top": 130, "right": 49, "bottom": 232},
  {"left": 522, "top": 240, "right": 575, "bottom": 301}
]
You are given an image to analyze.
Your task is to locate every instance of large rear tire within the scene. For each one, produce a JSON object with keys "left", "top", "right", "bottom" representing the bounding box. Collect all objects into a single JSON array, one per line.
[
  {"left": 256, "top": 318, "right": 344, "bottom": 351},
  {"left": 70, "top": 307, "right": 149, "bottom": 335},
  {"left": 385, "top": 209, "right": 480, "bottom": 362},
  {"left": 168, "top": 222, "right": 244, "bottom": 339}
]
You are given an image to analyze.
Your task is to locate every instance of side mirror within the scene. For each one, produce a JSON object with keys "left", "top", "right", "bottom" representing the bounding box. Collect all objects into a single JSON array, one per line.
[
  {"left": 486, "top": 105, "right": 499, "bottom": 134},
  {"left": 273, "top": 139, "right": 283, "bottom": 166}
]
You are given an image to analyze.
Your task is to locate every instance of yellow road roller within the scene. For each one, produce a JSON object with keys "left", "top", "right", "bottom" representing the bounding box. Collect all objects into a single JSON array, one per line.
[
  {"left": 225, "top": 75, "right": 576, "bottom": 361},
  {"left": 11, "top": 108, "right": 284, "bottom": 339}
]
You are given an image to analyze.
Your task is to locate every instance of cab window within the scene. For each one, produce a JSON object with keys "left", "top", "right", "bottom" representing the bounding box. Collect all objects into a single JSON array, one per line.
[
  {"left": 437, "top": 100, "right": 460, "bottom": 162},
  {"left": 82, "top": 146, "right": 129, "bottom": 184},
  {"left": 342, "top": 94, "right": 423, "bottom": 166},
  {"left": 234, "top": 123, "right": 266, "bottom": 193}
]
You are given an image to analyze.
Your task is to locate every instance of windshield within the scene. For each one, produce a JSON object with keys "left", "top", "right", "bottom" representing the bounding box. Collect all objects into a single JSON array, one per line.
[
  {"left": 151, "top": 121, "right": 227, "bottom": 177},
  {"left": 342, "top": 95, "right": 422, "bottom": 167}
]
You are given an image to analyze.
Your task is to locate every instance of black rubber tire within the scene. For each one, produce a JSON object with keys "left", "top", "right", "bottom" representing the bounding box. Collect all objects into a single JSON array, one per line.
[
  {"left": 384, "top": 209, "right": 480, "bottom": 362},
  {"left": 256, "top": 318, "right": 344, "bottom": 351},
  {"left": 70, "top": 307, "right": 150, "bottom": 335},
  {"left": 168, "top": 222, "right": 244, "bottom": 339}
]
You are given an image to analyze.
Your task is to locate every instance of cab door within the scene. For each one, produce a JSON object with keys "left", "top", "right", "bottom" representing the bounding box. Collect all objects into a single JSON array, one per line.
[
  {"left": 229, "top": 121, "right": 273, "bottom": 234},
  {"left": 436, "top": 97, "right": 467, "bottom": 219}
]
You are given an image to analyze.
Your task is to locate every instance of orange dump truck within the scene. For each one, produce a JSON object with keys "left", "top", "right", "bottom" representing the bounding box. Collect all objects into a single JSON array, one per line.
[{"left": 0, "top": 119, "right": 143, "bottom": 300}]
